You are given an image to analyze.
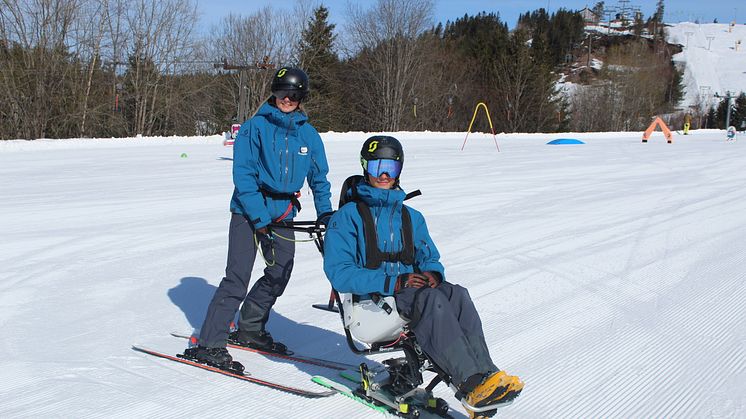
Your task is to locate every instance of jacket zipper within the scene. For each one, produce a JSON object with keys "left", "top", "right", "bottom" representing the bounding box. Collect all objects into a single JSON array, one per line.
[
  {"left": 389, "top": 200, "right": 400, "bottom": 275},
  {"left": 311, "top": 155, "right": 321, "bottom": 173},
  {"left": 284, "top": 125, "right": 289, "bottom": 189}
]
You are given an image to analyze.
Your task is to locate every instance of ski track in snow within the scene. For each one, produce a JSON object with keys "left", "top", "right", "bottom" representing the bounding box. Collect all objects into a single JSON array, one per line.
[{"left": 1, "top": 131, "right": 745, "bottom": 418}]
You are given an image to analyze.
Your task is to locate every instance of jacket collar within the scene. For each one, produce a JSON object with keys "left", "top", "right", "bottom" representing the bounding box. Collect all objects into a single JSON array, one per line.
[
  {"left": 256, "top": 101, "right": 308, "bottom": 128},
  {"left": 355, "top": 180, "right": 406, "bottom": 208}
]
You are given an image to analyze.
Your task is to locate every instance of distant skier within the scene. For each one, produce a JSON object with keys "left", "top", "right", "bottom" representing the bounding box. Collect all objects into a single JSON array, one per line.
[
  {"left": 191, "top": 67, "right": 334, "bottom": 367},
  {"left": 727, "top": 126, "right": 737, "bottom": 141},
  {"left": 683, "top": 112, "right": 692, "bottom": 135},
  {"left": 323, "top": 136, "right": 523, "bottom": 418}
]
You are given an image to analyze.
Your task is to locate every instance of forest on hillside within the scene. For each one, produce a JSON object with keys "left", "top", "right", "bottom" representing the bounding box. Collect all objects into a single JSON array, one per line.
[{"left": 2, "top": 0, "right": 739, "bottom": 140}]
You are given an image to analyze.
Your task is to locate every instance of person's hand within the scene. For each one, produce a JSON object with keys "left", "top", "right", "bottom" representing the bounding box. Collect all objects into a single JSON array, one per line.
[
  {"left": 421, "top": 271, "right": 441, "bottom": 288},
  {"left": 316, "top": 211, "right": 335, "bottom": 227},
  {"left": 395, "top": 273, "right": 429, "bottom": 292},
  {"left": 255, "top": 226, "right": 272, "bottom": 239}
]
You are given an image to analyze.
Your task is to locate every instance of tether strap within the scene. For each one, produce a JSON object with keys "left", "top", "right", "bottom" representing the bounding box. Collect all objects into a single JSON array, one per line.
[
  {"left": 356, "top": 201, "right": 415, "bottom": 269},
  {"left": 404, "top": 189, "right": 421, "bottom": 201}
]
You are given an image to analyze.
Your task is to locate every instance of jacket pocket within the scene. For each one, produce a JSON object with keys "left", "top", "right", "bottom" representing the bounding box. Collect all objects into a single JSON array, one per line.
[{"left": 290, "top": 144, "right": 311, "bottom": 187}]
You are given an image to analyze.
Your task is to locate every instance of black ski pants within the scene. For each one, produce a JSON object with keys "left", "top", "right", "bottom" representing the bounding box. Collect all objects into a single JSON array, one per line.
[
  {"left": 199, "top": 213, "right": 295, "bottom": 348},
  {"left": 394, "top": 282, "right": 497, "bottom": 388}
]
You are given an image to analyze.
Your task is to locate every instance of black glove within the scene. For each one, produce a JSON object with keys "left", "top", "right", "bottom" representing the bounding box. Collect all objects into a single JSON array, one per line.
[{"left": 316, "top": 211, "right": 335, "bottom": 228}]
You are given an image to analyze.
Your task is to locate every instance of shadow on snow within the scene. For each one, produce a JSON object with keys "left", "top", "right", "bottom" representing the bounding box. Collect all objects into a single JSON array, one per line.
[{"left": 167, "top": 276, "right": 362, "bottom": 373}]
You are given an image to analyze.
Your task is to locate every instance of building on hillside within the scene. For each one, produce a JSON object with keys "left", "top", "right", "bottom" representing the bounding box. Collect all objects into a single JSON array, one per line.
[{"left": 580, "top": 6, "right": 600, "bottom": 24}]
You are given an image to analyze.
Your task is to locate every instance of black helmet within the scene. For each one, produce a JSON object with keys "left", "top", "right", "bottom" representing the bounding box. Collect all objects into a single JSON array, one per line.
[
  {"left": 361, "top": 135, "right": 404, "bottom": 162},
  {"left": 360, "top": 136, "right": 404, "bottom": 181},
  {"left": 271, "top": 67, "right": 309, "bottom": 101}
]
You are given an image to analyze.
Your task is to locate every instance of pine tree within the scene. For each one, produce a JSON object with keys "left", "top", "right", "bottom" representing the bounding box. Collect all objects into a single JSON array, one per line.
[
  {"left": 548, "top": 9, "right": 584, "bottom": 66},
  {"left": 442, "top": 12, "right": 509, "bottom": 132},
  {"left": 653, "top": 0, "right": 665, "bottom": 38},
  {"left": 716, "top": 98, "right": 730, "bottom": 129},
  {"left": 592, "top": 2, "right": 605, "bottom": 20},
  {"left": 298, "top": 6, "right": 341, "bottom": 132},
  {"left": 732, "top": 92, "right": 746, "bottom": 130},
  {"left": 666, "top": 66, "right": 685, "bottom": 108},
  {"left": 632, "top": 11, "right": 645, "bottom": 36},
  {"left": 444, "top": 12, "right": 509, "bottom": 78},
  {"left": 529, "top": 9, "right": 551, "bottom": 65},
  {"left": 654, "top": 0, "right": 665, "bottom": 22},
  {"left": 494, "top": 28, "right": 561, "bottom": 133},
  {"left": 705, "top": 106, "right": 717, "bottom": 129}
]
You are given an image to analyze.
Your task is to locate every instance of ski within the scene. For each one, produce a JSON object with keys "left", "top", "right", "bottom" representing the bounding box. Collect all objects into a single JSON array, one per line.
[
  {"left": 170, "top": 332, "right": 355, "bottom": 371},
  {"left": 314, "top": 372, "right": 453, "bottom": 418},
  {"left": 132, "top": 345, "right": 335, "bottom": 398},
  {"left": 311, "top": 375, "right": 391, "bottom": 415}
]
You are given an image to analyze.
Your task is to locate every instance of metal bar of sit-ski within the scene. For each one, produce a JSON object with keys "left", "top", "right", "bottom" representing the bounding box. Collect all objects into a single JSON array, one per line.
[
  {"left": 311, "top": 289, "right": 337, "bottom": 312},
  {"left": 272, "top": 220, "right": 318, "bottom": 226},
  {"left": 269, "top": 221, "right": 325, "bottom": 233}
]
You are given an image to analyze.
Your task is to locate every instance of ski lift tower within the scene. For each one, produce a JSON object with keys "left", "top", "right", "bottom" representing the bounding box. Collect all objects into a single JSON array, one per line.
[
  {"left": 215, "top": 56, "right": 275, "bottom": 123},
  {"left": 706, "top": 35, "right": 715, "bottom": 50},
  {"left": 714, "top": 90, "right": 737, "bottom": 130}
]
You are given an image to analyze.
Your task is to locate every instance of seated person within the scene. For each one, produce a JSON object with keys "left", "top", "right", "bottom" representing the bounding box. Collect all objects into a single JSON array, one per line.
[{"left": 323, "top": 136, "right": 523, "bottom": 418}]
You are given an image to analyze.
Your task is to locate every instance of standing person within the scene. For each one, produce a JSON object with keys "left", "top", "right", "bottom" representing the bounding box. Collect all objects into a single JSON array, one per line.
[
  {"left": 191, "top": 67, "right": 334, "bottom": 368},
  {"left": 323, "top": 136, "right": 523, "bottom": 418},
  {"left": 684, "top": 112, "right": 692, "bottom": 135}
]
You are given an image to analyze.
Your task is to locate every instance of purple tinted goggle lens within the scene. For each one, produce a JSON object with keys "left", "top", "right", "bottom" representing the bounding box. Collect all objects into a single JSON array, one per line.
[{"left": 365, "top": 159, "right": 402, "bottom": 178}]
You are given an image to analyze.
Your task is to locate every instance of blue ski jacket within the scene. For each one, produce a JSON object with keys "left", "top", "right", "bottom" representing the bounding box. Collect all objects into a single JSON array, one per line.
[
  {"left": 323, "top": 180, "right": 445, "bottom": 296},
  {"left": 230, "top": 101, "right": 332, "bottom": 228}
]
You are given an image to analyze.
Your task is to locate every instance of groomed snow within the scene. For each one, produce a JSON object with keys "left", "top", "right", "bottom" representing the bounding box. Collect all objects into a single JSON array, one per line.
[{"left": 1, "top": 129, "right": 744, "bottom": 417}]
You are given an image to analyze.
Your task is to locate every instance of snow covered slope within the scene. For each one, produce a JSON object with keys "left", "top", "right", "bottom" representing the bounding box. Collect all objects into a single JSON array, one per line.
[
  {"left": 1, "top": 130, "right": 745, "bottom": 417},
  {"left": 668, "top": 22, "right": 746, "bottom": 108}
]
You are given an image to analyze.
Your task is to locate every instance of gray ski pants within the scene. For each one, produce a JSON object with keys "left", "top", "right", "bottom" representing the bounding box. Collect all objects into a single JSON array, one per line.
[
  {"left": 199, "top": 213, "right": 295, "bottom": 348},
  {"left": 394, "top": 282, "right": 497, "bottom": 387}
]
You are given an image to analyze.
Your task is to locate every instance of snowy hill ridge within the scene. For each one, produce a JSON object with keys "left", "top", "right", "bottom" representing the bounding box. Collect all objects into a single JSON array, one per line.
[{"left": 667, "top": 22, "right": 746, "bottom": 108}]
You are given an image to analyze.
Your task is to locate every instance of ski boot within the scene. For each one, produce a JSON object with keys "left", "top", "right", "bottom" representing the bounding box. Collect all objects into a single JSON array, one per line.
[
  {"left": 180, "top": 346, "right": 244, "bottom": 374},
  {"left": 462, "top": 370, "right": 523, "bottom": 418},
  {"left": 228, "top": 330, "right": 293, "bottom": 355}
]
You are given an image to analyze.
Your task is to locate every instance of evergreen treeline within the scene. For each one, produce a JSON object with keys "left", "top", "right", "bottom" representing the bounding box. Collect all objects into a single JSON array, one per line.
[{"left": 0, "top": 0, "right": 715, "bottom": 140}]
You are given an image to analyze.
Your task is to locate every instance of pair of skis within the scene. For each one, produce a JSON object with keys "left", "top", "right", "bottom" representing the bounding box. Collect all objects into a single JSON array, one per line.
[
  {"left": 132, "top": 345, "right": 337, "bottom": 398},
  {"left": 133, "top": 333, "right": 457, "bottom": 416},
  {"left": 132, "top": 332, "right": 356, "bottom": 398},
  {"left": 170, "top": 332, "right": 351, "bottom": 371}
]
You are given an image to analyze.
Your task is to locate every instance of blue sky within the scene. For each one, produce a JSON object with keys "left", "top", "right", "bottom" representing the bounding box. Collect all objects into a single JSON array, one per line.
[{"left": 196, "top": 0, "right": 742, "bottom": 31}]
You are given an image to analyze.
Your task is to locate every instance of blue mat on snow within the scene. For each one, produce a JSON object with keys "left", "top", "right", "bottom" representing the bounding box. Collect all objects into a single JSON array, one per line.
[{"left": 547, "top": 138, "right": 585, "bottom": 145}]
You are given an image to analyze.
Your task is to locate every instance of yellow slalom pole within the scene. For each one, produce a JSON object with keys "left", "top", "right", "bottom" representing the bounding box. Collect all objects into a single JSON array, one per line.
[{"left": 461, "top": 102, "right": 500, "bottom": 152}]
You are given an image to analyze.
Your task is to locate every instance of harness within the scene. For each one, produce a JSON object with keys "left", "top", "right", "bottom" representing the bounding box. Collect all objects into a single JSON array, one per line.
[
  {"left": 259, "top": 187, "right": 301, "bottom": 222},
  {"left": 339, "top": 175, "right": 421, "bottom": 269},
  {"left": 339, "top": 175, "right": 425, "bottom": 319},
  {"left": 357, "top": 200, "right": 414, "bottom": 269}
]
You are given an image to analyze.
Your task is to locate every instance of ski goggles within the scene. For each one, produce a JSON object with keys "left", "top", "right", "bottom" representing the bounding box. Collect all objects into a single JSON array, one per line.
[
  {"left": 272, "top": 89, "right": 306, "bottom": 102},
  {"left": 363, "top": 158, "right": 403, "bottom": 178}
]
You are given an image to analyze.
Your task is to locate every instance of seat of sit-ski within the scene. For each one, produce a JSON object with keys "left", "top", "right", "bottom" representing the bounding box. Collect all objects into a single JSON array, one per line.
[{"left": 341, "top": 294, "right": 407, "bottom": 344}]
